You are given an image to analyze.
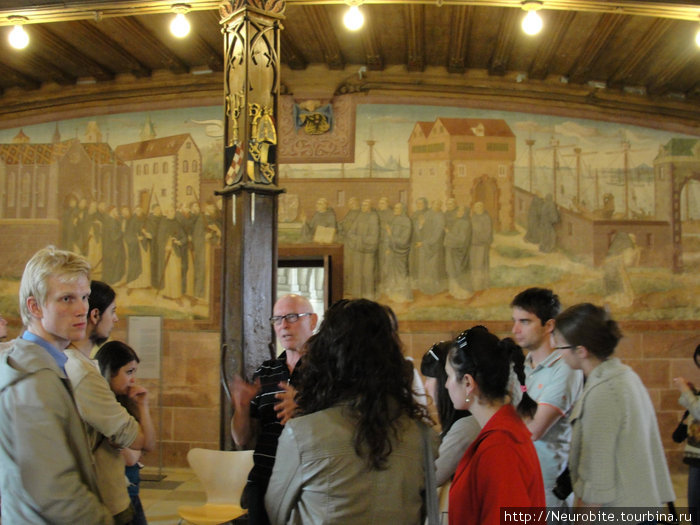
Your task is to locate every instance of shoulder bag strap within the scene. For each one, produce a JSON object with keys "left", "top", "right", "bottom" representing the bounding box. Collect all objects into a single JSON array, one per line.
[{"left": 421, "top": 422, "right": 440, "bottom": 525}]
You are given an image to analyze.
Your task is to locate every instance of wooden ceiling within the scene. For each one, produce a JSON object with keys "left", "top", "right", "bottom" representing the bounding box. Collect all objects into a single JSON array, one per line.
[{"left": 0, "top": 0, "right": 698, "bottom": 128}]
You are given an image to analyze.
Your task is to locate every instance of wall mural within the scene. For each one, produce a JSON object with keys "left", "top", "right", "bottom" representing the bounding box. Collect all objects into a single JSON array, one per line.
[{"left": 0, "top": 101, "right": 698, "bottom": 322}]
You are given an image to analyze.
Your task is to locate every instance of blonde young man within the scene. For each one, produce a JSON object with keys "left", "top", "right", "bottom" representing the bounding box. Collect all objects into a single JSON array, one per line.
[
  {"left": 65, "top": 280, "right": 155, "bottom": 524},
  {"left": 231, "top": 294, "right": 318, "bottom": 525},
  {"left": 0, "top": 246, "right": 112, "bottom": 524}
]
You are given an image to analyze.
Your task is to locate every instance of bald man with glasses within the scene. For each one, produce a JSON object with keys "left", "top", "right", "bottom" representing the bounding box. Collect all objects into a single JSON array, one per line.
[{"left": 231, "top": 294, "right": 318, "bottom": 525}]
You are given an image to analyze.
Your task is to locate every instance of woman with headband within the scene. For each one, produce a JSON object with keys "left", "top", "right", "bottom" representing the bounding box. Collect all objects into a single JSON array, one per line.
[
  {"left": 421, "top": 341, "right": 478, "bottom": 487},
  {"left": 445, "top": 325, "right": 543, "bottom": 525}
]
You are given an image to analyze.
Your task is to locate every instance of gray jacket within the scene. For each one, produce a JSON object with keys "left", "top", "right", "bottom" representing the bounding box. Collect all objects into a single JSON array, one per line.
[
  {"left": 0, "top": 338, "right": 112, "bottom": 524},
  {"left": 569, "top": 357, "right": 674, "bottom": 508},
  {"left": 265, "top": 404, "right": 437, "bottom": 525}
]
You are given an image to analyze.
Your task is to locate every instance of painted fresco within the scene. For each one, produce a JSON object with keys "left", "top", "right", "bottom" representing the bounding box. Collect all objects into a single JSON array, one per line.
[
  {"left": 0, "top": 102, "right": 698, "bottom": 321},
  {"left": 281, "top": 104, "right": 700, "bottom": 321},
  {"left": 0, "top": 107, "right": 224, "bottom": 321}
]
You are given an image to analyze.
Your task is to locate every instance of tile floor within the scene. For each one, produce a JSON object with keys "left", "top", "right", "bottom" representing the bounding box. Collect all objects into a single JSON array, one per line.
[{"left": 142, "top": 467, "right": 691, "bottom": 525}]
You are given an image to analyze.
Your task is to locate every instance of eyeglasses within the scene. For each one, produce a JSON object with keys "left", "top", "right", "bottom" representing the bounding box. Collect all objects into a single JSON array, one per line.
[
  {"left": 553, "top": 345, "right": 575, "bottom": 351},
  {"left": 269, "top": 312, "right": 313, "bottom": 326}
]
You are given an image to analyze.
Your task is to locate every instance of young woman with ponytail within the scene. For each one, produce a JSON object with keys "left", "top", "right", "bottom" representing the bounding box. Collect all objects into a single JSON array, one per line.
[{"left": 445, "top": 325, "right": 544, "bottom": 525}]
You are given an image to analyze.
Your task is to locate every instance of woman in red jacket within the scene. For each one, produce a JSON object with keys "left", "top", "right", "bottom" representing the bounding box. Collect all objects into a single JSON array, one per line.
[{"left": 446, "top": 326, "right": 545, "bottom": 525}]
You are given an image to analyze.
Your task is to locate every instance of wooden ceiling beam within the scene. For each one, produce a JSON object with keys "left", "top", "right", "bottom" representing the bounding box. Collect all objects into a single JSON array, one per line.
[
  {"left": 7, "top": 50, "right": 76, "bottom": 86},
  {"left": 567, "top": 13, "right": 627, "bottom": 84},
  {"left": 0, "top": 62, "right": 41, "bottom": 92},
  {"left": 646, "top": 47, "right": 698, "bottom": 96},
  {"left": 302, "top": 5, "right": 344, "bottom": 70},
  {"left": 404, "top": 4, "right": 425, "bottom": 72},
  {"left": 30, "top": 24, "right": 115, "bottom": 81},
  {"left": 68, "top": 20, "right": 151, "bottom": 77},
  {"left": 607, "top": 18, "right": 675, "bottom": 89},
  {"left": 101, "top": 17, "right": 189, "bottom": 73},
  {"left": 447, "top": 5, "right": 472, "bottom": 74},
  {"left": 489, "top": 6, "right": 519, "bottom": 76},
  {"left": 280, "top": 31, "right": 307, "bottom": 70},
  {"left": 193, "top": 11, "right": 225, "bottom": 72},
  {"left": 361, "top": 14, "right": 384, "bottom": 71},
  {"left": 528, "top": 10, "right": 576, "bottom": 80}
]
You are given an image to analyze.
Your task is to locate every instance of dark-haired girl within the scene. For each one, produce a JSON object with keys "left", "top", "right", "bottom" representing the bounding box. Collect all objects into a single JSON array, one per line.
[
  {"left": 265, "top": 299, "right": 437, "bottom": 525},
  {"left": 554, "top": 303, "right": 674, "bottom": 511},
  {"left": 446, "top": 325, "right": 544, "bottom": 525},
  {"left": 95, "top": 341, "right": 150, "bottom": 525},
  {"left": 421, "top": 341, "right": 479, "bottom": 487}
]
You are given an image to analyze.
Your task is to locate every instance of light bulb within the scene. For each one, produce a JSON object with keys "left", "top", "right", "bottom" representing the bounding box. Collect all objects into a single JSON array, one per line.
[
  {"left": 170, "top": 12, "right": 190, "bottom": 38},
  {"left": 344, "top": 5, "right": 364, "bottom": 31},
  {"left": 9, "top": 25, "right": 29, "bottom": 50},
  {"left": 521, "top": 10, "right": 543, "bottom": 36},
  {"left": 695, "top": 27, "right": 700, "bottom": 48}
]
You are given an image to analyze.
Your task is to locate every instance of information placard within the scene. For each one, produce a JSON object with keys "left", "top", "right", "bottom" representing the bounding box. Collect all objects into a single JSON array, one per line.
[{"left": 127, "top": 316, "right": 162, "bottom": 380}]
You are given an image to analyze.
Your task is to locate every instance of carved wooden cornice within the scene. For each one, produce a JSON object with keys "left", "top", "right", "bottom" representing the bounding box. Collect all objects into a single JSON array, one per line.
[{"left": 335, "top": 69, "right": 700, "bottom": 131}]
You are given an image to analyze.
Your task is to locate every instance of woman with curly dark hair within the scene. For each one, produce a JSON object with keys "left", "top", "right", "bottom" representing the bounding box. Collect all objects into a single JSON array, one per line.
[
  {"left": 265, "top": 299, "right": 437, "bottom": 525},
  {"left": 446, "top": 325, "right": 543, "bottom": 525}
]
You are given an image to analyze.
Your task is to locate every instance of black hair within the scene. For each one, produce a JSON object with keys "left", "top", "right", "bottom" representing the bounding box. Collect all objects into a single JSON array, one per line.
[
  {"left": 94, "top": 340, "right": 141, "bottom": 416},
  {"left": 296, "top": 299, "right": 430, "bottom": 470},
  {"left": 449, "top": 325, "right": 537, "bottom": 418},
  {"left": 694, "top": 344, "right": 700, "bottom": 369},
  {"left": 421, "top": 340, "right": 470, "bottom": 435},
  {"left": 89, "top": 280, "right": 116, "bottom": 316},
  {"left": 555, "top": 303, "right": 622, "bottom": 360},
  {"left": 89, "top": 280, "right": 116, "bottom": 345},
  {"left": 95, "top": 340, "right": 140, "bottom": 381},
  {"left": 510, "top": 287, "right": 561, "bottom": 325}
]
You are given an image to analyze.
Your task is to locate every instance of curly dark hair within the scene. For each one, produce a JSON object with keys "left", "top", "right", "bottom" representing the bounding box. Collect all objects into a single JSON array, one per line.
[
  {"left": 554, "top": 303, "right": 622, "bottom": 360},
  {"left": 296, "top": 298, "right": 429, "bottom": 470},
  {"left": 449, "top": 325, "right": 537, "bottom": 418}
]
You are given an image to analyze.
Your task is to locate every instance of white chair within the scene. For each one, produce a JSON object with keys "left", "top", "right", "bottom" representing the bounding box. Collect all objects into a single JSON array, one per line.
[{"left": 177, "top": 448, "right": 254, "bottom": 525}]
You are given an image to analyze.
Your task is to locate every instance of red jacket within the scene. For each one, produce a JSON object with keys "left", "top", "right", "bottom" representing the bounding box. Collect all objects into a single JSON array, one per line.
[{"left": 449, "top": 404, "right": 545, "bottom": 525}]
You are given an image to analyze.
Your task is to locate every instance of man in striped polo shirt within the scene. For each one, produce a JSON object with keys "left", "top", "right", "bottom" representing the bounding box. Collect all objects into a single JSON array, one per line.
[{"left": 231, "top": 294, "right": 318, "bottom": 525}]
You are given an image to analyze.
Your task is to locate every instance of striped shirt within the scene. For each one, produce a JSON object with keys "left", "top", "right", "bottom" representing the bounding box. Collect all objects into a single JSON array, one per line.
[{"left": 246, "top": 351, "right": 299, "bottom": 490}]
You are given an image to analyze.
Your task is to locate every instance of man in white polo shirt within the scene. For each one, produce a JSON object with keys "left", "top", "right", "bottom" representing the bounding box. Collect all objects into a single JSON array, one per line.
[{"left": 511, "top": 287, "right": 583, "bottom": 517}]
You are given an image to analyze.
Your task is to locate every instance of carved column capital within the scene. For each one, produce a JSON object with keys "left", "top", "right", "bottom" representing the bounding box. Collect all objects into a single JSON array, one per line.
[{"left": 219, "top": 0, "right": 285, "bottom": 18}]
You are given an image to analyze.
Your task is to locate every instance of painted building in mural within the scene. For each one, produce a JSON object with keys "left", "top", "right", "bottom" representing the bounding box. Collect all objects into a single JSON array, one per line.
[
  {"left": 115, "top": 133, "right": 202, "bottom": 214},
  {"left": 0, "top": 128, "right": 130, "bottom": 220},
  {"left": 408, "top": 118, "right": 516, "bottom": 231}
]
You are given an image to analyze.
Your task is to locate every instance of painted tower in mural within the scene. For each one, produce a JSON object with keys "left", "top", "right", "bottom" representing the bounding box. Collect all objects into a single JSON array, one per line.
[{"left": 407, "top": 117, "right": 516, "bottom": 230}]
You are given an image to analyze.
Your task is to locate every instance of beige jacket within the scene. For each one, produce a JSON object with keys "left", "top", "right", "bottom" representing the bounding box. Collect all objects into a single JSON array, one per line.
[
  {"left": 0, "top": 338, "right": 112, "bottom": 524},
  {"left": 65, "top": 348, "right": 139, "bottom": 517},
  {"left": 265, "top": 404, "right": 438, "bottom": 525}
]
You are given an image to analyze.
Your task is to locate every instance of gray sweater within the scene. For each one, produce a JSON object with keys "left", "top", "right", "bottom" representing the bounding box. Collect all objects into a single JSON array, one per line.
[{"left": 569, "top": 357, "right": 674, "bottom": 507}]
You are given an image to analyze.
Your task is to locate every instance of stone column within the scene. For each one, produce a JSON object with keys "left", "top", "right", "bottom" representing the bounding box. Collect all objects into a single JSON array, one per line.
[{"left": 218, "top": 0, "right": 285, "bottom": 450}]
